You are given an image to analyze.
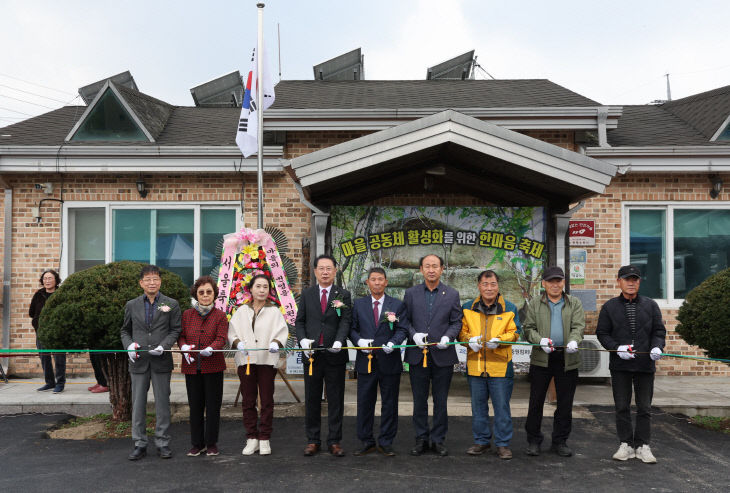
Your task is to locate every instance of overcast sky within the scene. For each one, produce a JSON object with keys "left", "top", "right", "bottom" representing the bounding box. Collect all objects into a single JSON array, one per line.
[{"left": 2, "top": 0, "right": 730, "bottom": 125}]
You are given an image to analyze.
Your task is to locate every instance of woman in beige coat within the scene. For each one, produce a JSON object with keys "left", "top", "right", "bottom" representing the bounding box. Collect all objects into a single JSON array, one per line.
[{"left": 228, "top": 274, "right": 289, "bottom": 456}]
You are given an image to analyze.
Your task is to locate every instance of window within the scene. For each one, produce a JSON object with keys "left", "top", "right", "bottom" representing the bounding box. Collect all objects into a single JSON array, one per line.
[
  {"left": 627, "top": 205, "right": 730, "bottom": 303},
  {"left": 65, "top": 203, "right": 239, "bottom": 285},
  {"left": 70, "top": 89, "right": 147, "bottom": 141}
]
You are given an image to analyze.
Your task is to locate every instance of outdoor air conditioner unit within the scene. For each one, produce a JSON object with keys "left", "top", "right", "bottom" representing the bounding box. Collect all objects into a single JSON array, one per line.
[{"left": 578, "top": 335, "right": 610, "bottom": 378}]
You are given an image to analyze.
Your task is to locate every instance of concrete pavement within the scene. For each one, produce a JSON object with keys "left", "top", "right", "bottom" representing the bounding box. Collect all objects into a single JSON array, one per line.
[{"left": 2, "top": 373, "right": 729, "bottom": 418}]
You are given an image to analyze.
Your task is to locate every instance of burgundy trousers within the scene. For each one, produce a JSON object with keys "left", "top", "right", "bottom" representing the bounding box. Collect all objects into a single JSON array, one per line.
[{"left": 237, "top": 364, "right": 277, "bottom": 440}]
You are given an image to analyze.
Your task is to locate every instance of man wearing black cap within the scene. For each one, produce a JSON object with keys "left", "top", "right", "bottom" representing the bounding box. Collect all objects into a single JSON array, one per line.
[
  {"left": 596, "top": 265, "right": 666, "bottom": 464},
  {"left": 522, "top": 266, "right": 585, "bottom": 457}
]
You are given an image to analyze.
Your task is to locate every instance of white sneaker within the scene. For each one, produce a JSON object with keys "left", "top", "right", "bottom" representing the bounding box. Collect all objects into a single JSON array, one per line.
[
  {"left": 635, "top": 444, "right": 657, "bottom": 463},
  {"left": 612, "top": 442, "right": 635, "bottom": 461},
  {"left": 242, "top": 438, "right": 259, "bottom": 455},
  {"left": 259, "top": 440, "right": 271, "bottom": 455}
]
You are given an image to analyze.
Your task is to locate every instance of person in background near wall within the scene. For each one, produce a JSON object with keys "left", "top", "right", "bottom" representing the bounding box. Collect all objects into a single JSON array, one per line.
[
  {"left": 597, "top": 265, "right": 666, "bottom": 464},
  {"left": 460, "top": 270, "right": 521, "bottom": 460},
  {"left": 121, "top": 264, "right": 182, "bottom": 461},
  {"left": 29, "top": 269, "right": 66, "bottom": 393},
  {"left": 522, "top": 266, "right": 585, "bottom": 458},
  {"left": 228, "top": 274, "right": 289, "bottom": 456},
  {"left": 179, "top": 275, "right": 228, "bottom": 457},
  {"left": 403, "top": 254, "right": 462, "bottom": 457}
]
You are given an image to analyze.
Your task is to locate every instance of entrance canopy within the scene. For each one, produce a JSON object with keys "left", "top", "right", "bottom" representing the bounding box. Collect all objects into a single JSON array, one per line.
[{"left": 286, "top": 110, "right": 616, "bottom": 211}]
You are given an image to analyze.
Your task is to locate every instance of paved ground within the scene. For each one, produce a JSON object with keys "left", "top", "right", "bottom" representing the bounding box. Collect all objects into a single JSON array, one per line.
[{"left": 1, "top": 411, "right": 728, "bottom": 492}]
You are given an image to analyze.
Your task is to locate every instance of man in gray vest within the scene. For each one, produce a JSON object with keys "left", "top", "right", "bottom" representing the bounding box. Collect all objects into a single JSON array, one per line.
[{"left": 121, "top": 264, "right": 182, "bottom": 460}]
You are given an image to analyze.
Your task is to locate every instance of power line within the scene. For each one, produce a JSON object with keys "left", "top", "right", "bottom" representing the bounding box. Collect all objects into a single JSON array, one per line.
[
  {"left": 0, "top": 93, "right": 56, "bottom": 109},
  {"left": 0, "top": 106, "right": 35, "bottom": 116},
  {"left": 0, "top": 72, "right": 76, "bottom": 97},
  {"left": 0, "top": 83, "right": 70, "bottom": 104}
]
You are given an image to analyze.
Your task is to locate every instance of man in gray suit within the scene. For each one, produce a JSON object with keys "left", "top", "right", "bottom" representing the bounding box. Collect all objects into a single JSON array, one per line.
[
  {"left": 121, "top": 264, "right": 182, "bottom": 460},
  {"left": 403, "top": 254, "right": 462, "bottom": 456}
]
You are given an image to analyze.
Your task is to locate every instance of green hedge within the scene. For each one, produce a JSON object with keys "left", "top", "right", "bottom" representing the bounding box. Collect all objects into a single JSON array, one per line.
[
  {"left": 38, "top": 261, "right": 191, "bottom": 350},
  {"left": 676, "top": 268, "right": 730, "bottom": 362}
]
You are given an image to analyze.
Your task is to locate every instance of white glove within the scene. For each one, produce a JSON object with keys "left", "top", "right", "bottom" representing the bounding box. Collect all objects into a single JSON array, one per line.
[
  {"left": 413, "top": 332, "right": 428, "bottom": 348},
  {"left": 486, "top": 337, "right": 500, "bottom": 349},
  {"left": 540, "top": 337, "right": 554, "bottom": 354},
  {"left": 269, "top": 342, "right": 280, "bottom": 354},
  {"left": 148, "top": 345, "right": 164, "bottom": 356},
  {"left": 436, "top": 336, "right": 449, "bottom": 349},
  {"left": 566, "top": 340, "right": 579, "bottom": 353},
  {"left": 127, "top": 342, "right": 139, "bottom": 363},
  {"left": 327, "top": 340, "right": 342, "bottom": 353},
  {"left": 381, "top": 342, "right": 395, "bottom": 354},
  {"left": 299, "top": 338, "right": 313, "bottom": 357},
  {"left": 617, "top": 344, "right": 635, "bottom": 360},
  {"left": 650, "top": 347, "right": 663, "bottom": 361},
  {"left": 468, "top": 335, "right": 482, "bottom": 353},
  {"left": 358, "top": 338, "right": 374, "bottom": 354},
  {"left": 237, "top": 341, "right": 249, "bottom": 357},
  {"left": 180, "top": 344, "right": 195, "bottom": 364},
  {"left": 200, "top": 346, "right": 213, "bottom": 357}
]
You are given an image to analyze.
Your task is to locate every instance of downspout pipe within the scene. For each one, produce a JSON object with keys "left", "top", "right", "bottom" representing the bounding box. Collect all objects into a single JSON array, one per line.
[{"left": 2, "top": 187, "right": 12, "bottom": 374}]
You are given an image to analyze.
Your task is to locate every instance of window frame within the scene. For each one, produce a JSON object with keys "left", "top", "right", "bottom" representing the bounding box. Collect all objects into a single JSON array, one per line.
[
  {"left": 62, "top": 201, "right": 241, "bottom": 281},
  {"left": 623, "top": 201, "right": 730, "bottom": 308}
]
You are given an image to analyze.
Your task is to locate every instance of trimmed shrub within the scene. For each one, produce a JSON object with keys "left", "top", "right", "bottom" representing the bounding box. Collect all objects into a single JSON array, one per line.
[{"left": 676, "top": 268, "right": 730, "bottom": 363}]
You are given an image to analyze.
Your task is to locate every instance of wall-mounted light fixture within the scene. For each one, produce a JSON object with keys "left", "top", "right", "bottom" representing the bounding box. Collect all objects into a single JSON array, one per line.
[
  {"left": 136, "top": 176, "right": 148, "bottom": 198},
  {"left": 709, "top": 174, "right": 722, "bottom": 199}
]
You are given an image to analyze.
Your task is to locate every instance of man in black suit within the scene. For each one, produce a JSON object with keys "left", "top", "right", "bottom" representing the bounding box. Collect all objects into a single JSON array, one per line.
[
  {"left": 120, "top": 264, "right": 182, "bottom": 461},
  {"left": 350, "top": 267, "right": 409, "bottom": 457},
  {"left": 295, "top": 254, "right": 352, "bottom": 457},
  {"left": 403, "top": 254, "right": 462, "bottom": 456}
]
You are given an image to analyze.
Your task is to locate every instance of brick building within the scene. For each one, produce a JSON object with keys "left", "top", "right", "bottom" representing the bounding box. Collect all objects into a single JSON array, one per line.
[{"left": 1, "top": 73, "right": 729, "bottom": 377}]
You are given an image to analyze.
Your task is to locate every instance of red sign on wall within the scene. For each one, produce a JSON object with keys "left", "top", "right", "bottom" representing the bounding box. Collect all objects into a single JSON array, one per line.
[{"left": 569, "top": 220, "right": 595, "bottom": 246}]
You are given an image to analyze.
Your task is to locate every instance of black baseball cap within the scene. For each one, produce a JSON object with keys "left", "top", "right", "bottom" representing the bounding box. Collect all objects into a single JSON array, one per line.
[
  {"left": 542, "top": 266, "right": 565, "bottom": 281},
  {"left": 618, "top": 265, "right": 641, "bottom": 279}
]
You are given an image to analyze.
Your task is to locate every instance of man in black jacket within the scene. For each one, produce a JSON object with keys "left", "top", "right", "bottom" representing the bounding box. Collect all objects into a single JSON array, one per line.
[{"left": 596, "top": 265, "right": 666, "bottom": 464}]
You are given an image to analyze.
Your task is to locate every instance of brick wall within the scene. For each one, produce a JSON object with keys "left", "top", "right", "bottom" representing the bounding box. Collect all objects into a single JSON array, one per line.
[
  {"left": 572, "top": 172, "right": 730, "bottom": 376},
  {"left": 1, "top": 171, "right": 309, "bottom": 377}
]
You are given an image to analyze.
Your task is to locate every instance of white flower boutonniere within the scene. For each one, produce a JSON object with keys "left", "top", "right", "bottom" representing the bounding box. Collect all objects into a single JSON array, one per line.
[{"left": 158, "top": 303, "right": 171, "bottom": 313}]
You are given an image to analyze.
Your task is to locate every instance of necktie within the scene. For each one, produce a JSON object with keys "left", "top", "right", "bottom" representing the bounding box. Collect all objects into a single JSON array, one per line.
[
  {"left": 373, "top": 300, "right": 380, "bottom": 327},
  {"left": 320, "top": 289, "right": 327, "bottom": 314}
]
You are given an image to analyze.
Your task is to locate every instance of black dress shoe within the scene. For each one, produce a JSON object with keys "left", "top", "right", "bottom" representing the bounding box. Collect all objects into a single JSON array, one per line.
[
  {"left": 525, "top": 443, "right": 540, "bottom": 456},
  {"left": 157, "top": 446, "right": 173, "bottom": 459},
  {"left": 432, "top": 442, "right": 448, "bottom": 456},
  {"left": 377, "top": 445, "right": 396, "bottom": 457},
  {"left": 551, "top": 442, "right": 573, "bottom": 457},
  {"left": 410, "top": 440, "right": 428, "bottom": 456},
  {"left": 353, "top": 443, "right": 376, "bottom": 456},
  {"left": 128, "top": 446, "right": 146, "bottom": 461}
]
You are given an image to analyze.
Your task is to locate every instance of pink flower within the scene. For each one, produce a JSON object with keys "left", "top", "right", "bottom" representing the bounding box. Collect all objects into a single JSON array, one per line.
[
  {"left": 158, "top": 304, "right": 171, "bottom": 312},
  {"left": 385, "top": 311, "right": 398, "bottom": 323},
  {"left": 331, "top": 300, "right": 344, "bottom": 309},
  {"left": 242, "top": 254, "right": 251, "bottom": 264}
]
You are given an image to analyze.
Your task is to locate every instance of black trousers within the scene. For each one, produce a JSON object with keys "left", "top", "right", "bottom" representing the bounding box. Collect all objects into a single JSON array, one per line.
[
  {"left": 36, "top": 338, "right": 65, "bottom": 386},
  {"left": 409, "top": 353, "right": 453, "bottom": 444},
  {"left": 611, "top": 370, "right": 654, "bottom": 447},
  {"left": 89, "top": 353, "right": 108, "bottom": 387},
  {"left": 525, "top": 351, "right": 578, "bottom": 445},
  {"left": 303, "top": 357, "right": 345, "bottom": 446},
  {"left": 356, "top": 370, "right": 401, "bottom": 447},
  {"left": 184, "top": 371, "right": 224, "bottom": 448}
]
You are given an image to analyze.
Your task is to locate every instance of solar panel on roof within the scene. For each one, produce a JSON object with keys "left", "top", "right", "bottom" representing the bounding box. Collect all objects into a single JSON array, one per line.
[
  {"left": 190, "top": 71, "right": 244, "bottom": 107},
  {"left": 78, "top": 71, "right": 137, "bottom": 104},
  {"left": 313, "top": 48, "right": 364, "bottom": 81},
  {"left": 426, "top": 51, "right": 475, "bottom": 80}
]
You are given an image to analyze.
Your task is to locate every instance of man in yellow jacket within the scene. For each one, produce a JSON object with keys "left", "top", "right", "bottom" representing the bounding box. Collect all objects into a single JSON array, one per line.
[{"left": 459, "top": 270, "right": 520, "bottom": 460}]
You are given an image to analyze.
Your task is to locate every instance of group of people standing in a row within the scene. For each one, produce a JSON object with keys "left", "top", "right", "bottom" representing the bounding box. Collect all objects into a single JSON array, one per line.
[{"left": 32, "top": 256, "right": 667, "bottom": 465}]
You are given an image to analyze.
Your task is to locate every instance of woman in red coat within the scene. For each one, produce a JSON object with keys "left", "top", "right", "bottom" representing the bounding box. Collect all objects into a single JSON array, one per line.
[{"left": 178, "top": 275, "right": 228, "bottom": 457}]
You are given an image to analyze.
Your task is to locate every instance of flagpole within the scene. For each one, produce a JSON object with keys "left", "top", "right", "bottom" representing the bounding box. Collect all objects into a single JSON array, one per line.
[{"left": 256, "top": 2, "right": 265, "bottom": 229}]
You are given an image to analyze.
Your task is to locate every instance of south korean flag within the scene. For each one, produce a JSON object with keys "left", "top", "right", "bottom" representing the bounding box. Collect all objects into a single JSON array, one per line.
[{"left": 236, "top": 47, "right": 275, "bottom": 157}]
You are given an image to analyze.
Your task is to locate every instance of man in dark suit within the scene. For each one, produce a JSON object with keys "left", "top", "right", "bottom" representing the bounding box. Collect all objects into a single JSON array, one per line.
[
  {"left": 403, "top": 254, "right": 462, "bottom": 456},
  {"left": 295, "top": 254, "right": 352, "bottom": 457},
  {"left": 350, "top": 267, "right": 409, "bottom": 457},
  {"left": 120, "top": 264, "right": 182, "bottom": 461}
]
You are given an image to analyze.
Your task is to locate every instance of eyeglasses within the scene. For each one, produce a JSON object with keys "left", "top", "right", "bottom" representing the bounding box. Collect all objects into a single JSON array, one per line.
[
  {"left": 316, "top": 266, "right": 334, "bottom": 272},
  {"left": 197, "top": 289, "right": 214, "bottom": 295},
  {"left": 142, "top": 277, "right": 161, "bottom": 283}
]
